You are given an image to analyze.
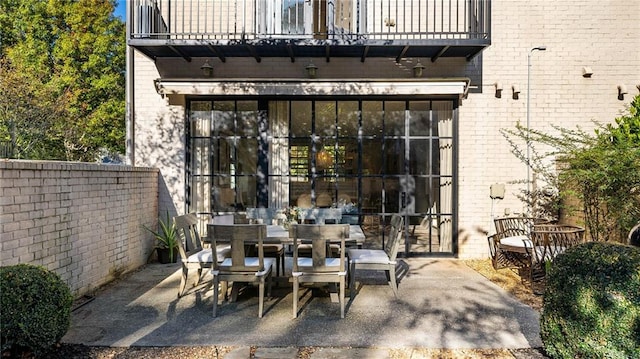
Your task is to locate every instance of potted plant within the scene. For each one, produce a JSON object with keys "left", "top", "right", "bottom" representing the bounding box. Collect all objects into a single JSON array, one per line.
[{"left": 145, "top": 211, "right": 179, "bottom": 264}]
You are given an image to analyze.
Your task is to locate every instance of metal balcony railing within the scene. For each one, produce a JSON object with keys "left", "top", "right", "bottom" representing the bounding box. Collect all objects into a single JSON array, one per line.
[{"left": 129, "top": 0, "right": 490, "bottom": 43}]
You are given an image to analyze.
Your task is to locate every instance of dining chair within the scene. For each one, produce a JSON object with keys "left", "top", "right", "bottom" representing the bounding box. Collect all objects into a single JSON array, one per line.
[
  {"left": 290, "top": 224, "right": 349, "bottom": 318},
  {"left": 246, "top": 208, "right": 285, "bottom": 276},
  {"left": 209, "top": 224, "right": 275, "bottom": 318},
  {"left": 347, "top": 213, "right": 404, "bottom": 299},
  {"left": 174, "top": 213, "right": 230, "bottom": 298},
  {"left": 525, "top": 224, "right": 585, "bottom": 294}
]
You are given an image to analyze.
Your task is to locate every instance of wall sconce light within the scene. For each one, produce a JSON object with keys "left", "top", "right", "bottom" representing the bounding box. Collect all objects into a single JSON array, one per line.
[
  {"left": 413, "top": 62, "right": 425, "bottom": 78},
  {"left": 200, "top": 59, "right": 214, "bottom": 77},
  {"left": 494, "top": 82, "right": 503, "bottom": 98},
  {"left": 305, "top": 62, "right": 318, "bottom": 79},
  {"left": 512, "top": 84, "right": 520, "bottom": 100},
  {"left": 582, "top": 66, "right": 593, "bottom": 78},
  {"left": 618, "top": 84, "right": 628, "bottom": 100}
]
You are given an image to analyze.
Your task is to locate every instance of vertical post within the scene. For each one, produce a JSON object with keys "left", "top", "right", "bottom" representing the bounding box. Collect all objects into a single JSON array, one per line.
[{"left": 526, "top": 46, "right": 546, "bottom": 214}]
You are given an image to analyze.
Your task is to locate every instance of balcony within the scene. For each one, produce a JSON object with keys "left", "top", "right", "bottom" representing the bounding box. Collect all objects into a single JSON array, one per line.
[{"left": 128, "top": 0, "right": 491, "bottom": 62}]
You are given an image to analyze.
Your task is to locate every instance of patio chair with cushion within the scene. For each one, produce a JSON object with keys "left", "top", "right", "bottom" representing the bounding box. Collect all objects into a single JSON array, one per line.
[
  {"left": 174, "top": 213, "right": 231, "bottom": 298},
  {"left": 209, "top": 224, "right": 275, "bottom": 318},
  {"left": 488, "top": 216, "right": 538, "bottom": 270},
  {"left": 347, "top": 213, "right": 404, "bottom": 299},
  {"left": 245, "top": 207, "right": 286, "bottom": 276},
  {"left": 525, "top": 224, "right": 585, "bottom": 294},
  {"left": 290, "top": 224, "right": 349, "bottom": 318}
]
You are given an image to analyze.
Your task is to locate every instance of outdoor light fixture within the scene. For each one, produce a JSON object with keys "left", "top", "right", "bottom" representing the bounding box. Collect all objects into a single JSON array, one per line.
[
  {"left": 305, "top": 62, "right": 318, "bottom": 79},
  {"left": 200, "top": 59, "right": 214, "bottom": 77},
  {"left": 582, "top": 66, "right": 593, "bottom": 78},
  {"left": 526, "top": 46, "right": 547, "bottom": 213},
  {"left": 413, "top": 61, "right": 425, "bottom": 78},
  {"left": 512, "top": 84, "right": 520, "bottom": 99},
  {"left": 618, "top": 84, "right": 628, "bottom": 100},
  {"left": 494, "top": 82, "right": 503, "bottom": 98}
]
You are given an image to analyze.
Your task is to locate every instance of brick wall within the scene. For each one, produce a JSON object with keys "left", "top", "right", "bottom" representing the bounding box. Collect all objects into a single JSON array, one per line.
[{"left": 0, "top": 160, "right": 159, "bottom": 297}]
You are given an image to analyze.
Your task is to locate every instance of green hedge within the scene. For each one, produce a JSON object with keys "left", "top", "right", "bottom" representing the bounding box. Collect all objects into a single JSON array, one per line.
[
  {"left": 541, "top": 242, "right": 640, "bottom": 359},
  {"left": 1, "top": 264, "right": 73, "bottom": 356}
]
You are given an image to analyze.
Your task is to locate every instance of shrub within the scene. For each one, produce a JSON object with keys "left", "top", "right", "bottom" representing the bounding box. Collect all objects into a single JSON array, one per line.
[
  {"left": 540, "top": 242, "right": 640, "bottom": 359},
  {"left": 1, "top": 264, "right": 74, "bottom": 357}
]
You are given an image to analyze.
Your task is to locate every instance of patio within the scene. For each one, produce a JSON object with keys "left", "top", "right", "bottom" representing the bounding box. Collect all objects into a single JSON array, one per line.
[{"left": 62, "top": 258, "right": 541, "bottom": 352}]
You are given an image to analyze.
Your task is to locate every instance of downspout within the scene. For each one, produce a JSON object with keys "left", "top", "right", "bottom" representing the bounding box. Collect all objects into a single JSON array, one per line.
[{"left": 125, "top": 1, "right": 135, "bottom": 166}]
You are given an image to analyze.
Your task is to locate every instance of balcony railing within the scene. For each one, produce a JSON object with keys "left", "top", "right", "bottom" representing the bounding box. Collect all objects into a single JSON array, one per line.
[{"left": 129, "top": 0, "right": 490, "bottom": 43}]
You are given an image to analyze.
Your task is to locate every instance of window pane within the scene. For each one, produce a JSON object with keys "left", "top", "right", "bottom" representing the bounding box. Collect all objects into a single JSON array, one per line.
[
  {"left": 237, "top": 101, "right": 258, "bottom": 137},
  {"left": 213, "top": 101, "right": 234, "bottom": 136},
  {"left": 316, "top": 101, "right": 336, "bottom": 138},
  {"left": 362, "top": 101, "right": 383, "bottom": 136},
  {"left": 337, "top": 101, "right": 359, "bottom": 137},
  {"left": 362, "top": 139, "right": 382, "bottom": 175},
  {"left": 409, "top": 101, "right": 433, "bottom": 136},
  {"left": 384, "top": 101, "right": 405, "bottom": 136},
  {"left": 291, "top": 101, "right": 311, "bottom": 137},
  {"left": 236, "top": 138, "right": 258, "bottom": 174},
  {"left": 384, "top": 138, "right": 404, "bottom": 175}
]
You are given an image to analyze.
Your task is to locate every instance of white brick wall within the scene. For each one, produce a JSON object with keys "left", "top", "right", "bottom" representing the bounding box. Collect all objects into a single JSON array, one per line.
[
  {"left": 132, "top": 0, "right": 640, "bottom": 258},
  {"left": 0, "top": 161, "right": 159, "bottom": 296}
]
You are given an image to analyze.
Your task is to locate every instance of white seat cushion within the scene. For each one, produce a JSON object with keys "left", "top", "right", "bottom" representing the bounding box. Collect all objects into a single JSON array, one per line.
[
  {"left": 499, "top": 235, "right": 531, "bottom": 248},
  {"left": 297, "top": 257, "right": 341, "bottom": 268},
  {"left": 347, "top": 249, "right": 392, "bottom": 265},
  {"left": 185, "top": 246, "right": 230, "bottom": 264},
  {"left": 219, "top": 257, "right": 275, "bottom": 276}
]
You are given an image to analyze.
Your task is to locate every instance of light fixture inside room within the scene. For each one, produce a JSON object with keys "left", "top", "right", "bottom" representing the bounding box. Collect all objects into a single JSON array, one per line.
[
  {"left": 512, "top": 84, "right": 520, "bottom": 100},
  {"left": 200, "top": 59, "right": 214, "bottom": 77},
  {"left": 305, "top": 62, "right": 318, "bottom": 79},
  {"left": 494, "top": 82, "right": 503, "bottom": 98},
  {"left": 316, "top": 148, "right": 333, "bottom": 169},
  {"left": 618, "top": 84, "right": 628, "bottom": 100},
  {"left": 413, "top": 61, "right": 425, "bottom": 78},
  {"left": 582, "top": 66, "right": 593, "bottom": 78}
]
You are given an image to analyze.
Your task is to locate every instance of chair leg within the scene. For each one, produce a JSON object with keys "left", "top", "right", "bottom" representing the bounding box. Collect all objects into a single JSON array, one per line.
[
  {"left": 195, "top": 267, "right": 203, "bottom": 285},
  {"left": 258, "top": 278, "right": 265, "bottom": 318},
  {"left": 339, "top": 276, "right": 346, "bottom": 319},
  {"left": 178, "top": 265, "right": 188, "bottom": 298},
  {"left": 388, "top": 265, "right": 398, "bottom": 297},
  {"left": 349, "top": 262, "right": 356, "bottom": 300},
  {"left": 280, "top": 252, "right": 286, "bottom": 276},
  {"left": 275, "top": 255, "right": 281, "bottom": 277},
  {"left": 212, "top": 275, "right": 219, "bottom": 317},
  {"left": 292, "top": 278, "right": 299, "bottom": 318}
]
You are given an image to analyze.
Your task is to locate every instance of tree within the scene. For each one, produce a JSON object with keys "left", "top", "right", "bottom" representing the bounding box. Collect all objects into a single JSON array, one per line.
[
  {"left": 502, "top": 95, "right": 640, "bottom": 243},
  {"left": 0, "top": 0, "right": 125, "bottom": 161}
]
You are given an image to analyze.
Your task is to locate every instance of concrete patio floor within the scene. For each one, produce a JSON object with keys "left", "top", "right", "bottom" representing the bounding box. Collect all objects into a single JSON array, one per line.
[{"left": 62, "top": 258, "right": 541, "bottom": 354}]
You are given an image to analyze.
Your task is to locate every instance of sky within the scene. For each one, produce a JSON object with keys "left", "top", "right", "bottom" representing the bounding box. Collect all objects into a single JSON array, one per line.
[{"left": 114, "top": 1, "right": 125, "bottom": 19}]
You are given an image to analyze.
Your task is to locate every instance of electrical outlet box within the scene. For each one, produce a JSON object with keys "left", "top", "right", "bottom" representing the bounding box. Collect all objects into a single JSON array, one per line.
[{"left": 490, "top": 183, "right": 505, "bottom": 200}]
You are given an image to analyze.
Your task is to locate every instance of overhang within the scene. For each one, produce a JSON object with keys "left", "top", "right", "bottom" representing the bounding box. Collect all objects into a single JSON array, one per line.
[{"left": 153, "top": 78, "right": 470, "bottom": 99}]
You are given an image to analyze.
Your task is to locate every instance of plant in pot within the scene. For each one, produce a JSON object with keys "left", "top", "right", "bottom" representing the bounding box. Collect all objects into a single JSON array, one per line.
[{"left": 144, "top": 211, "right": 179, "bottom": 264}]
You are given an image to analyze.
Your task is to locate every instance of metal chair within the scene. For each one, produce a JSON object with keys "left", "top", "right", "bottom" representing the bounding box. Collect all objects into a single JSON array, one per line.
[
  {"left": 209, "top": 224, "right": 275, "bottom": 318},
  {"left": 290, "top": 224, "right": 349, "bottom": 318},
  {"left": 174, "top": 213, "right": 230, "bottom": 298},
  {"left": 525, "top": 224, "right": 585, "bottom": 294},
  {"left": 347, "top": 213, "right": 403, "bottom": 299}
]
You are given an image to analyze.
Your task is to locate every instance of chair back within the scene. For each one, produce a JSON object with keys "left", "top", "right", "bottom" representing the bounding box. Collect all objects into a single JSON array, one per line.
[
  {"left": 291, "top": 224, "right": 348, "bottom": 273},
  {"left": 494, "top": 216, "right": 535, "bottom": 238},
  {"left": 530, "top": 224, "right": 585, "bottom": 263},
  {"left": 210, "top": 224, "right": 267, "bottom": 272},
  {"left": 174, "top": 213, "right": 203, "bottom": 255},
  {"left": 298, "top": 208, "right": 342, "bottom": 224},
  {"left": 385, "top": 214, "right": 404, "bottom": 261}
]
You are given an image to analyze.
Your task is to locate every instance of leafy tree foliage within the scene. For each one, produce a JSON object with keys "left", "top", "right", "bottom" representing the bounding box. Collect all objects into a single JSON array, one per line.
[
  {"left": 502, "top": 95, "right": 640, "bottom": 243},
  {"left": 0, "top": 0, "right": 125, "bottom": 161}
]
